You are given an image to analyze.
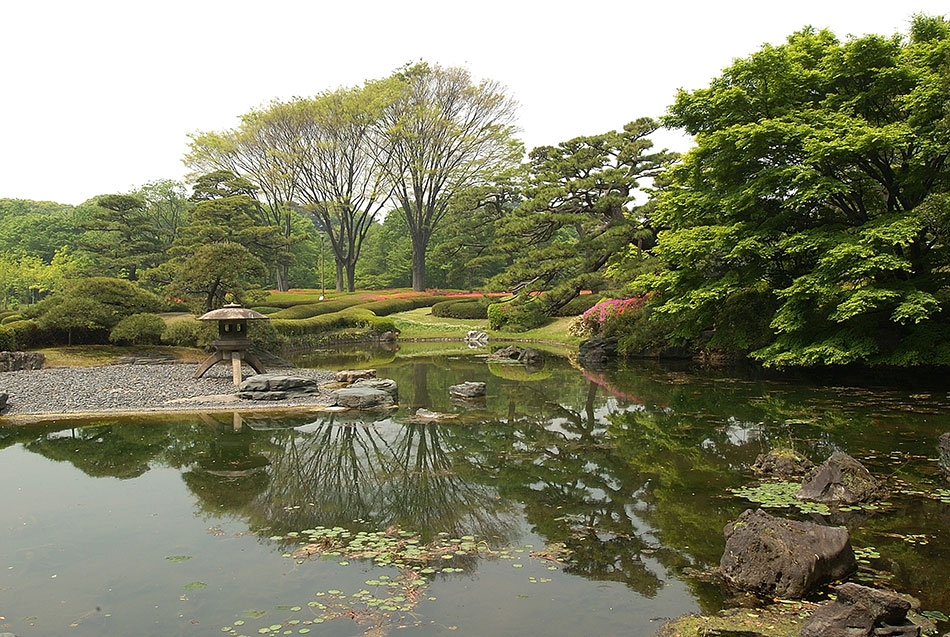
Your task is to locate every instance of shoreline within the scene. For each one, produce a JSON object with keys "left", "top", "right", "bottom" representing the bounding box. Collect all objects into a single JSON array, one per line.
[{"left": 0, "top": 362, "right": 339, "bottom": 425}]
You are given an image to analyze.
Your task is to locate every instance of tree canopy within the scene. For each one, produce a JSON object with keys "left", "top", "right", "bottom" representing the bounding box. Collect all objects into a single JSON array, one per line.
[{"left": 639, "top": 15, "right": 950, "bottom": 366}]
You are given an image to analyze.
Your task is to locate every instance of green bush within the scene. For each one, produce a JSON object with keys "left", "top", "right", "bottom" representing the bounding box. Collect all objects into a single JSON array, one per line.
[
  {"left": 1, "top": 313, "right": 25, "bottom": 325},
  {"left": 0, "top": 326, "right": 15, "bottom": 351},
  {"left": 4, "top": 320, "right": 39, "bottom": 349},
  {"left": 487, "top": 299, "right": 549, "bottom": 332},
  {"left": 161, "top": 319, "right": 216, "bottom": 349},
  {"left": 109, "top": 313, "right": 166, "bottom": 345},
  {"left": 432, "top": 299, "right": 490, "bottom": 319},
  {"left": 554, "top": 294, "right": 602, "bottom": 317},
  {"left": 356, "top": 296, "right": 445, "bottom": 316},
  {"left": 247, "top": 319, "right": 288, "bottom": 352},
  {"left": 271, "top": 307, "right": 395, "bottom": 340},
  {"left": 249, "top": 306, "right": 282, "bottom": 315}
]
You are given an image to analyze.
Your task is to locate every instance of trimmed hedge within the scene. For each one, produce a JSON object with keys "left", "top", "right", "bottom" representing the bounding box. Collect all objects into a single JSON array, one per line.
[
  {"left": 1, "top": 313, "right": 25, "bottom": 325},
  {"left": 249, "top": 306, "right": 282, "bottom": 315},
  {"left": 269, "top": 297, "right": 368, "bottom": 319},
  {"left": 431, "top": 299, "right": 490, "bottom": 319},
  {"left": 355, "top": 296, "right": 444, "bottom": 316},
  {"left": 271, "top": 307, "right": 395, "bottom": 339},
  {"left": 110, "top": 313, "right": 166, "bottom": 345},
  {"left": 0, "top": 319, "right": 39, "bottom": 350}
]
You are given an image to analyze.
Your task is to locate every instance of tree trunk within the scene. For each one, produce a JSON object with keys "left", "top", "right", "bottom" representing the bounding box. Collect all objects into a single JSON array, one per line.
[
  {"left": 335, "top": 261, "right": 344, "bottom": 293},
  {"left": 275, "top": 266, "right": 289, "bottom": 293},
  {"left": 410, "top": 234, "right": 427, "bottom": 292},
  {"left": 346, "top": 263, "right": 356, "bottom": 293}
]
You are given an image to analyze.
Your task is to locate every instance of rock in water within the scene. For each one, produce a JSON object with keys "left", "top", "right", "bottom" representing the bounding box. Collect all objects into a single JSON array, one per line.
[
  {"left": 939, "top": 433, "right": 950, "bottom": 481},
  {"left": 238, "top": 374, "right": 320, "bottom": 400},
  {"left": 351, "top": 378, "right": 398, "bottom": 400},
  {"left": 801, "top": 583, "right": 919, "bottom": 637},
  {"left": 720, "top": 508, "right": 856, "bottom": 598},
  {"left": 752, "top": 448, "right": 815, "bottom": 479},
  {"left": 332, "top": 387, "right": 394, "bottom": 409},
  {"left": 336, "top": 369, "right": 376, "bottom": 383},
  {"left": 577, "top": 335, "right": 618, "bottom": 368},
  {"left": 796, "top": 452, "right": 886, "bottom": 505},
  {"left": 449, "top": 381, "right": 486, "bottom": 399}
]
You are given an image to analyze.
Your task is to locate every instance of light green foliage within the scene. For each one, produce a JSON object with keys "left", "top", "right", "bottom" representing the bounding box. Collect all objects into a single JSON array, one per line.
[
  {"left": 644, "top": 16, "right": 950, "bottom": 366},
  {"left": 376, "top": 62, "right": 522, "bottom": 291},
  {"left": 109, "top": 313, "right": 166, "bottom": 345},
  {"left": 495, "top": 119, "right": 675, "bottom": 314}
]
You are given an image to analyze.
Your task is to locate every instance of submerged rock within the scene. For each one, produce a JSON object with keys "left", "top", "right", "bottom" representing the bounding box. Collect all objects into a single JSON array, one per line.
[
  {"left": 411, "top": 408, "right": 459, "bottom": 422},
  {"left": 449, "top": 381, "right": 486, "bottom": 399},
  {"left": 720, "top": 508, "right": 856, "bottom": 598},
  {"left": 332, "top": 387, "right": 394, "bottom": 409},
  {"left": 801, "top": 583, "right": 919, "bottom": 637},
  {"left": 796, "top": 452, "right": 886, "bottom": 505},
  {"left": 752, "top": 448, "right": 815, "bottom": 479}
]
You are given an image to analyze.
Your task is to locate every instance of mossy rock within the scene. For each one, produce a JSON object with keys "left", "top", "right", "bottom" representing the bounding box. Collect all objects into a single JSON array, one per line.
[{"left": 657, "top": 602, "right": 819, "bottom": 636}]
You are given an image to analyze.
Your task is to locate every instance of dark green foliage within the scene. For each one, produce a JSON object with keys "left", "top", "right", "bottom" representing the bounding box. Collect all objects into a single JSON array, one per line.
[
  {"left": 487, "top": 299, "right": 549, "bottom": 332},
  {"left": 25, "top": 277, "right": 163, "bottom": 345},
  {"left": 554, "top": 294, "right": 602, "bottom": 317},
  {"left": 109, "top": 313, "right": 166, "bottom": 345},
  {"left": 161, "top": 319, "right": 216, "bottom": 349},
  {"left": 4, "top": 320, "right": 39, "bottom": 349},
  {"left": 271, "top": 307, "right": 395, "bottom": 340},
  {"left": 431, "top": 298, "right": 491, "bottom": 319},
  {"left": 643, "top": 16, "right": 950, "bottom": 367},
  {"left": 495, "top": 119, "right": 675, "bottom": 314},
  {"left": 0, "top": 326, "right": 15, "bottom": 351},
  {"left": 79, "top": 194, "right": 163, "bottom": 280},
  {"left": 269, "top": 297, "right": 367, "bottom": 319}
]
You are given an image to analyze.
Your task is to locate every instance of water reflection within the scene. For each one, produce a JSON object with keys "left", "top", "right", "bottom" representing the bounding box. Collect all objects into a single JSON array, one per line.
[{"left": 4, "top": 350, "right": 950, "bottom": 618}]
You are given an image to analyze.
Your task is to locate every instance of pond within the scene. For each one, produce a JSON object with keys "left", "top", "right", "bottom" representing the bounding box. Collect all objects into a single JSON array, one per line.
[{"left": 2, "top": 342, "right": 949, "bottom": 636}]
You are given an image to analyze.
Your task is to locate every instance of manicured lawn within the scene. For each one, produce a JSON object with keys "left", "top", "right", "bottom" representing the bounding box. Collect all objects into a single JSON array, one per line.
[
  {"left": 390, "top": 307, "right": 581, "bottom": 346},
  {"left": 35, "top": 345, "right": 204, "bottom": 368}
]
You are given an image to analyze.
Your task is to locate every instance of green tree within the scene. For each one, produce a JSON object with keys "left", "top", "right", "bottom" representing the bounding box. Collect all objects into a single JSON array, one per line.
[
  {"left": 136, "top": 179, "right": 192, "bottom": 250},
  {"left": 79, "top": 194, "right": 163, "bottom": 280},
  {"left": 374, "top": 63, "right": 522, "bottom": 291},
  {"left": 641, "top": 16, "right": 950, "bottom": 366},
  {"left": 496, "top": 119, "right": 675, "bottom": 311}
]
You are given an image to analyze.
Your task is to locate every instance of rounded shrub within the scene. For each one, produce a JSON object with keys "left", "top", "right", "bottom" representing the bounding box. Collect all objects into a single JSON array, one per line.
[
  {"left": 161, "top": 319, "right": 216, "bottom": 349},
  {"left": 432, "top": 299, "right": 489, "bottom": 319},
  {"left": 110, "top": 313, "right": 166, "bottom": 345},
  {"left": 4, "top": 320, "right": 39, "bottom": 348},
  {"left": 1, "top": 313, "right": 26, "bottom": 325},
  {"left": 0, "top": 325, "right": 16, "bottom": 351},
  {"left": 487, "top": 299, "right": 549, "bottom": 332}
]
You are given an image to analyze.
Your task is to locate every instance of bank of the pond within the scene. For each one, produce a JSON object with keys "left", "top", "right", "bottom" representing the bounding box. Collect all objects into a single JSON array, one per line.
[{"left": 0, "top": 363, "right": 337, "bottom": 422}]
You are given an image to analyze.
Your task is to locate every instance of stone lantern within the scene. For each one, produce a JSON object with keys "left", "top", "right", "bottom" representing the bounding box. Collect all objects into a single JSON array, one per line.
[{"left": 193, "top": 303, "right": 269, "bottom": 384}]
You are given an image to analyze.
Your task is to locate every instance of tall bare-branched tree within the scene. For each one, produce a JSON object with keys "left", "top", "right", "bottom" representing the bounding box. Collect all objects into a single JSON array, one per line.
[{"left": 373, "top": 63, "right": 521, "bottom": 291}]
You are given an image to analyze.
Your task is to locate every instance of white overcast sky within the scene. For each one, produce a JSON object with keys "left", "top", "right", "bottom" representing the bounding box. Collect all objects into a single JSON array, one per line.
[{"left": 1, "top": 0, "right": 946, "bottom": 205}]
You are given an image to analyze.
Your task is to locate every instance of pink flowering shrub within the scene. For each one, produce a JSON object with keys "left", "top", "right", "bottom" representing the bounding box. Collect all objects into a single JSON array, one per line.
[{"left": 578, "top": 296, "right": 649, "bottom": 335}]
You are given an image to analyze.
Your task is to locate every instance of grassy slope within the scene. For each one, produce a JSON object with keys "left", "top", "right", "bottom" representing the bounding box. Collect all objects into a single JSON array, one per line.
[{"left": 390, "top": 307, "right": 580, "bottom": 346}]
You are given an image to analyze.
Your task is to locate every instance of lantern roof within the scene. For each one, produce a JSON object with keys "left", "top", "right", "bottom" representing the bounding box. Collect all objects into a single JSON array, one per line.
[{"left": 196, "top": 303, "right": 269, "bottom": 321}]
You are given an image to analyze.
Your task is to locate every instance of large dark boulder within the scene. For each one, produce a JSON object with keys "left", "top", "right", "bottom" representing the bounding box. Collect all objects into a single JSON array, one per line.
[
  {"left": 796, "top": 452, "right": 886, "bottom": 505},
  {"left": 752, "top": 448, "right": 815, "bottom": 479},
  {"left": 939, "top": 433, "right": 950, "bottom": 481},
  {"left": 801, "top": 583, "right": 919, "bottom": 637},
  {"left": 577, "top": 335, "right": 618, "bottom": 368},
  {"left": 449, "top": 381, "right": 486, "bottom": 399},
  {"left": 720, "top": 508, "right": 856, "bottom": 598},
  {"left": 332, "top": 387, "right": 394, "bottom": 409}
]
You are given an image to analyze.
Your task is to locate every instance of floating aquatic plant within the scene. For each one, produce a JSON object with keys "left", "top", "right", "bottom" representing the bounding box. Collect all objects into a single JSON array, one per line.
[{"left": 729, "top": 481, "right": 831, "bottom": 515}]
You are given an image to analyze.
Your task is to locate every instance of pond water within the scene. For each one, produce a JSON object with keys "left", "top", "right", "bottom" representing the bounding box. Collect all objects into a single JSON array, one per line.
[{"left": 2, "top": 342, "right": 949, "bottom": 636}]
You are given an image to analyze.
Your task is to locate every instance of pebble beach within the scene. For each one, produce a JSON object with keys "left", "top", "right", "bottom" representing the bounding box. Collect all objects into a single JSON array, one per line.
[{"left": 0, "top": 363, "right": 337, "bottom": 418}]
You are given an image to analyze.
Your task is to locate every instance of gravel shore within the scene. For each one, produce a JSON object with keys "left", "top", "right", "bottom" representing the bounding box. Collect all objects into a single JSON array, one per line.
[{"left": 0, "top": 363, "right": 337, "bottom": 417}]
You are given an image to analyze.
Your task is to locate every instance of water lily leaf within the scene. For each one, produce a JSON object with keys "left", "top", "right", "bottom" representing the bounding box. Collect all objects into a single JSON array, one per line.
[{"left": 183, "top": 581, "right": 207, "bottom": 590}]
